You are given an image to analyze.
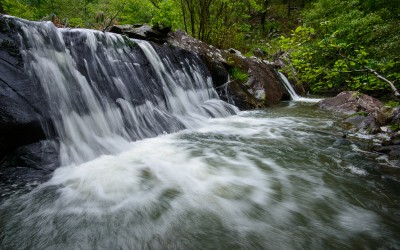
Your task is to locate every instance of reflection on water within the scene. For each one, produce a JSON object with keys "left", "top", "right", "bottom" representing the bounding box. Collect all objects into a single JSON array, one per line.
[{"left": 1, "top": 102, "right": 399, "bottom": 249}]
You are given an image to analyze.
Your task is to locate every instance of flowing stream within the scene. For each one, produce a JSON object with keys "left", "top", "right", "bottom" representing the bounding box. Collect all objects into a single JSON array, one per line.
[
  {"left": 278, "top": 72, "right": 322, "bottom": 103},
  {"left": 1, "top": 17, "right": 400, "bottom": 249},
  {"left": 1, "top": 102, "right": 400, "bottom": 249}
]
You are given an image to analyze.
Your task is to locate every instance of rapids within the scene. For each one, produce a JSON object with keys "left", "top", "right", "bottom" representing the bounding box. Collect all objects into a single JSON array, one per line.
[{"left": 1, "top": 102, "right": 399, "bottom": 249}]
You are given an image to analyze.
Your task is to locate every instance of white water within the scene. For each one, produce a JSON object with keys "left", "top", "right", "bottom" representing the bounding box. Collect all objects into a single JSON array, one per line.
[
  {"left": 278, "top": 72, "right": 323, "bottom": 103},
  {"left": 1, "top": 104, "right": 399, "bottom": 249},
  {"left": 15, "top": 19, "right": 238, "bottom": 165}
]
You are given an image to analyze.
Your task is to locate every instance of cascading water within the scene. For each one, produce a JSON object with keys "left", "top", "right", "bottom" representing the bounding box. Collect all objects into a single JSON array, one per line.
[
  {"left": 12, "top": 17, "right": 238, "bottom": 165},
  {"left": 278, "top": 71, "right": 322, "bottom": 103},
  {"left": 1, "top": 17, "right": 400, "bottom": 249}
]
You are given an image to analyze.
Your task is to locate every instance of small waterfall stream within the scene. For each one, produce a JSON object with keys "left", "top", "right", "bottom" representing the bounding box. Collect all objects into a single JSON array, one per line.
[{"left": 278, "top": 72, "right": 322, "bottom": 103}]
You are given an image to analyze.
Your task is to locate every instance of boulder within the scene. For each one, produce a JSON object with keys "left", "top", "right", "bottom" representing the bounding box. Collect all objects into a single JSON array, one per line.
[
  {"left": 216, "top": 79, "right": 264, "bottom": 110},
  {"left": 318, "top": 91, "right": 400, "bottom": 162},
  {"left": 318, "top": 91, "right": 391, "bottom": 133},
  {"left": 167, "top": 30, "right": 287, "bottom": 109},
  {"left": 108, "top": 25, "right": 169, "bottom": 44},
  {"left": 318, "top": 91, "right": 384, "bottom": 115}
]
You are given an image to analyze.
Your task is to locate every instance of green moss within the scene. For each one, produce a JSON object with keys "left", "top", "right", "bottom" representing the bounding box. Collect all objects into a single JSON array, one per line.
[
  {"left": 389, "top": 123, "right": 400, "bottom": 132},
  {"left": 122, "top": 35, "right": 137, "bottom": 48},
  {"left": 385, "top": 100, "right": 400, "bottom": 108},
  {"left": 230, "top": 67, "right": 249, "bottom": 82}
]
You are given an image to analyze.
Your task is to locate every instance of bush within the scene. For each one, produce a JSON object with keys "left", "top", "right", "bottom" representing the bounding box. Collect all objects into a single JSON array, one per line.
[{"left": 277, "top": 0, "right": 400, "bottom": 96}]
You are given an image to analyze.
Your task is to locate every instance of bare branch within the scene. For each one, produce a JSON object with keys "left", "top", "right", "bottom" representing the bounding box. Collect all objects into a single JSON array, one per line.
[
  {"left": 336, "top": 53, "right": 400, "bottom": 98},
  {"left": 148, "top": 0, "right": 161, "bottom": 9},
  {"left": 102, "top": 0, "right": 127, "bottom": 32},
  {"left": 331, "top": 69, "right": 370, "bottom": 73}
]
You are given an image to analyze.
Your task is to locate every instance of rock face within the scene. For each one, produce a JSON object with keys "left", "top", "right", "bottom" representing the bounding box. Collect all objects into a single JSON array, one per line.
[
  {"left": 109, "top": 26, "right": 288, "bottom": 109},
  {"left": 108, "top": 24, "right": 170, "bottom": 44},
  {"left": 318, "top": 91, "right": 384, "bottom": 115},
  {"left": 0, "top": 16, "right": 59, "bottom": 191},
  {"left": 318, "top": 91, "right": 387, "bottom": 133},
  {"left": 166, "top": 30, "right": 287, "bottom": 109},
  {"left": 318, "top": 91, "right": 400, "bottom": 164},
  {"left": 0, "top": 17, "right": 53, "bottom": 159}
]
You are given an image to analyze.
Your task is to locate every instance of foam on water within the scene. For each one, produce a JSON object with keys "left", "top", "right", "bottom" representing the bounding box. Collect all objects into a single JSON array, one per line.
[
  {"left": 10, "top": 16, "right": 238, "bottom": 166},
  {"left": 1, "top": 107, "right": 399, "bottom": 249}
]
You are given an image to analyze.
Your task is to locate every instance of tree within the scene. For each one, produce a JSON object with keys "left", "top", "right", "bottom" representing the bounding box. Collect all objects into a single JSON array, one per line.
[{"left": 0, "top": 2, "right": 5, "bottom": 13}]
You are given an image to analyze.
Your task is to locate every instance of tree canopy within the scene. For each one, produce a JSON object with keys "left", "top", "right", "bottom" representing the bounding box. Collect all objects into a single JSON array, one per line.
[{"left": 2, "top": 0, "right": 399, "bottom": 97}]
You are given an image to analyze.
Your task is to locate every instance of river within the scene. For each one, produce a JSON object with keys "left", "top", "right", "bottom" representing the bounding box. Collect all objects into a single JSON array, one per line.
[{"left": 1, "top": 101, "right": 399, "bottom": 249}]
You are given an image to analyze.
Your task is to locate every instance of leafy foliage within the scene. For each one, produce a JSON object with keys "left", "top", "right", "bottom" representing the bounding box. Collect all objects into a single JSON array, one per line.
[
  {"left": 278, "top": 0, "right": 400, "bottom": 95},
  {"left": 2, "top": 0, "right": 37, "bottom": 20},
  {"left": 230, "top": 67, "right": 249, "bottom": 82},
  {"left": 2, "top": 0, "right": 399, "bottom": 97}
]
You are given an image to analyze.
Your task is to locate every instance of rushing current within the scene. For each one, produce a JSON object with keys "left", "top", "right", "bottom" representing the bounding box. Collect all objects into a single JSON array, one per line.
[
  {"left": 1, "top": 17, "right": 400, "bottom": 249},
  {"left": 1, "top": 103, "right": 400, "bottom": 249},
  {"left": 9, "top": 16, "right": 238, "bottom": 165}
]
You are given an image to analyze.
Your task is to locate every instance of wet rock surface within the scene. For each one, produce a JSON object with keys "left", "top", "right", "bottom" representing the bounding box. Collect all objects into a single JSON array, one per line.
[
  {"left": 166, "top": 30, "right": 287, "bottom": 109},
  {"left": 318, "top": 91, "right": 400, "bottom": 165},
  {"left": 107, "top": 25, "right": 288, "bottom": 109},
  {"left": 0, "top": 140, "right": 59, "bottom": 201},
  {"left": 318, "top": 91, "right": 384, "bottom": 115},
  {"left": 318, "top": 91, "right": 387, "bottom": 133},
  {"left": 0, "top": 16, "right": 59, "bottom": 196},
  {"left": 108, "top": 24, "right": 170, "bottom": 44}
]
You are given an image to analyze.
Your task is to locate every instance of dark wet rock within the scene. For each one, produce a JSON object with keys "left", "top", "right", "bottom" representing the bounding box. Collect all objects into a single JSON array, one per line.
[
  {"left": 216, "top": 80, "right": 264, "bottom": 110},
  {"left": 167, "top": 30, "right": 286, "bottom": 109},
  {"left": 2, "top": 140, "right": 59, "bottom": 172},
  {"left": 108, "top": 25, "right": 169, "bottom": 43},
  {"left": 319, "top": 91, "right": 400, "bottom": 163},
  {"left": 344, "top": 113, "right": 380, "bottom": 133},
  {"left": 375, "top": 145, "right": 400, "bottom": 157},
  {"left": 0, "top": 16, "right": 52, "bottom": 161},
  {"left": 318, "top": 91, "right": 384, "bottom": 115},
  {"left": 0, "top": 140, "right": 59, "bottom": 200},
  {"left": 200, "top": 55, "right": 229, "bottom": 88}
]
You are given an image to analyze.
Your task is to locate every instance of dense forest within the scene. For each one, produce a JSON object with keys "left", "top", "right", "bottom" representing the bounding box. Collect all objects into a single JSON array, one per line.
[{"left": 1, "top": 0, "right": 399, "bottom": 97}]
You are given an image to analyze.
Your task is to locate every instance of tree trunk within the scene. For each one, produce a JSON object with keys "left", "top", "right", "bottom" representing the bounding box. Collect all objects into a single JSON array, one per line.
[
  {"left": 0, "top": 2, "right": 4, "bottom": 14},
  {"left": 180, "top": 0, "right": 188, "bottom": 33}
]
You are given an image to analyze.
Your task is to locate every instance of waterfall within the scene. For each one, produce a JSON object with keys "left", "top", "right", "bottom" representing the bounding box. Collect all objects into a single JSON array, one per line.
[
  {"left": 278, "top": 72, "right": 322, "bottom": 103},
  {"left": 10, "top": 17, "right": 238, "bottom": 165}
]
